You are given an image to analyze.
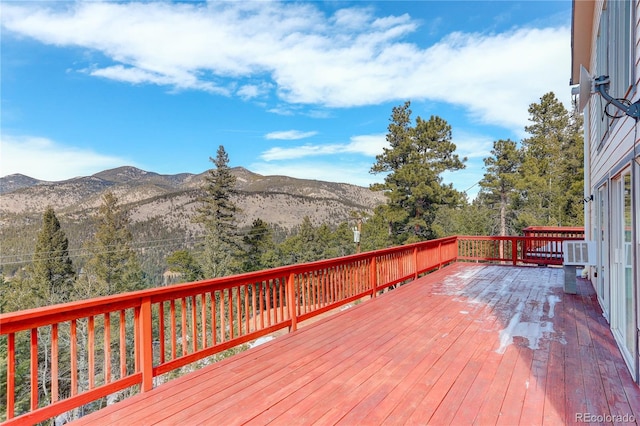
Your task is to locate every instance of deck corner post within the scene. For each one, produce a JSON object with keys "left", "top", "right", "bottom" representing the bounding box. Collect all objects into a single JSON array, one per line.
[
  {"left": 139, "top": 297, "right": 154, "bottom": 392},
  {"left": 287, "top": 273, "right": 298, "bottom": 332}
]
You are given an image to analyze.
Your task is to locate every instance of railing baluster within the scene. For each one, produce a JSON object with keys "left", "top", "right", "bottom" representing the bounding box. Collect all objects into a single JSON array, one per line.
[
  {"left": 228, "top": 288, "right": 234, "bottom": 340},
  {"left": 287, "top": 272, "right": 297, "bottom": 332},
  {"left": 278, "top": 278, "right": 283, "bottom": 320},
  {"left": 250, "top": 284, "right": 257, "bottom": 333},
  {"left": 219, "top": 290, "right": 226, "bottom": 343},
  {"left": 191, "top": 296, "right": 197, "bottom": 354},
  {"left": 243, "top": 286, "right": 249, "bottom": 336},
  {"left": 88, "top": 316, "right": 95, "bottom": 389},
  {"left": 238, "top": 287, "right": 244, "bottom": 337},
  {"left": 7, "top": 332, "right": 15, "bottom": 419},
  {"left": 119, "top": 311, "right": 126, "bottom": 378},
  {"left": 134, "top": 306, "right": 141, "bottom": 373},
  {"left": 159, "top": 302, "right": 166, "bottom": 363},
  {"left": 201, "top": 293, "right": 207, "bottom": 349},
  {"left": 180, "top": 298, "right": 187, "bottom": 356},
  {"left": 259, "top": 284, "right": 264, "bottom": 330},
  {"left": 266, "top": 281, "right": 272, "bottom": 327},
  {"left": 51, "top": 323, "right": 59, "bottom": 403},
  {"left": 104, "top": 313, "right": 111, "bottom": 384},
  {"left": 210, "top": 292, "right": 216, "bottom": 345},
  {"left": 71, "top": 320, "right": 77, "bottom": 396},
  {"left": 30, "top": 328, "right": 38, "bottom": 411},
  {"left": 170, "top": 300, "right": 177, "bottom": 359}
]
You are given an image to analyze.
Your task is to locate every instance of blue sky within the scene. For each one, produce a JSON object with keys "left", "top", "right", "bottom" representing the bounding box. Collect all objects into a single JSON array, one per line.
[{"left": 1, "top": 1, "right": 572, "bottom": 199}]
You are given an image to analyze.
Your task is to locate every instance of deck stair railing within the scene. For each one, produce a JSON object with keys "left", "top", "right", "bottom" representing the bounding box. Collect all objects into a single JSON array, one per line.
[{"left": 0, "top": 232, "right": 580, "bottom": 425}]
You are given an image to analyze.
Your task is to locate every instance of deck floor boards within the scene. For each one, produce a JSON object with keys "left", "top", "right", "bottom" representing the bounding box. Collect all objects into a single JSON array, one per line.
[{"left": 71, "top": 263, "right": 640, "bottom": 425}]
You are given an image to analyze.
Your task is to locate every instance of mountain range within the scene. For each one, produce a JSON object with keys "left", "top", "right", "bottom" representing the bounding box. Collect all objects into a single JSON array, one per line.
[{"left": 0, "top": 166, "right": 386, "bottom": 282}]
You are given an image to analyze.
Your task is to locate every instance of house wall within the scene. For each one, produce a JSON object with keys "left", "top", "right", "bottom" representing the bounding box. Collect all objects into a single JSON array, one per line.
[{"left": 579, "top": 0, "right": 640, "bottom": 384}]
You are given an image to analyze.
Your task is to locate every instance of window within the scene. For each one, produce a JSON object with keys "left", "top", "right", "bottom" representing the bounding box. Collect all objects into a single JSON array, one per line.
[{"left": 595, "top": 0, "right": 633, "bottom": 146}]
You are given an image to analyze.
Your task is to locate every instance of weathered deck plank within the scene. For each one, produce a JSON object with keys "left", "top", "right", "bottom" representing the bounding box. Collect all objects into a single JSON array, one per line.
[{"left": 71, "top": 263, "right": 640, "bottom": 425}]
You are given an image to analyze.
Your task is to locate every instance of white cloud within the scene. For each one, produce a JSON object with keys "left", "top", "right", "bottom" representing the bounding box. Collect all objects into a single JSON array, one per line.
[
  {"left": 265, "top": 130, "right": 318, "bottom": 140},
  {"left": 260, "top": 134, "right": 387, "bottom": 161},
  {"left": 1, "top": 2, "right": 570, "bottom": 134},
  {"left": 452, "top": 130, "right": 494, "bottom": 160},
  {"left": 0, "top": 135, "right": 133, "bottom": 181}
]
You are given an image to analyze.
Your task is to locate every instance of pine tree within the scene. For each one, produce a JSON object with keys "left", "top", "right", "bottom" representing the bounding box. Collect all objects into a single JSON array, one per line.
[
  {"left": 278, "top": 216, "right": 322, "bottom": 264},
  {"left": 516, "top": 92, "right": 570, "bottom": 228},
  {"left": 195, "top": 145, "right": 242, "bottom": 278},
  {"left": 77, "top": 191, "right": 145, "bottom": 298},
  {"left": 371, "top": 101, "right": 466, "bottom": 242},
  {"left": 559, "top": 104, "right": 585, "bottom": 225},
  {"left": 166, "top": 250, "right": 203, "bottom": 282},
  {"left": 29, "top": 206, "right": 75, "bottom": 307},
  {"left": 241, "top": 218, "right": 275, "bottom": 272},
  {"left": 479, "top": 139, "right": 521, "bottom": 236}
]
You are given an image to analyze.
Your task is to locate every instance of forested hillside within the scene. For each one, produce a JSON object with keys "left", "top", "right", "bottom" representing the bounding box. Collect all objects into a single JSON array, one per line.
[{"left": 0, "top": 167, "right": 385, "bottom": 284}]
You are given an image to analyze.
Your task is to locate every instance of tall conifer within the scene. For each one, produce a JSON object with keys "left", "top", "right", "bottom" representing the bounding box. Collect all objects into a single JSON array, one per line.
[
  {"left": 78, "top": 191, "right": 145, "bottom": 297},
  {"left": 195, "top": 145, "right": 241, "bottom": 278},
  {"left": 30, "top": 206, "right": 75, "bottom": 306},
  {"left": 371, "top": 101, "right": 466, "bottom": 242}
]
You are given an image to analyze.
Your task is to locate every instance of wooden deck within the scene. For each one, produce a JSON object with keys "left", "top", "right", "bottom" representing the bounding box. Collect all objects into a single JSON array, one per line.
[{"left": 71, "top": 264, "right": 640, "bottom": 425}]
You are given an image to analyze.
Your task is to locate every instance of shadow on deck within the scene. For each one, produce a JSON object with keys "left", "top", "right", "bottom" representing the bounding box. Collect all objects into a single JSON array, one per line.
[{"left": 71, "top": 263, "right": 640, "bottom": 425}]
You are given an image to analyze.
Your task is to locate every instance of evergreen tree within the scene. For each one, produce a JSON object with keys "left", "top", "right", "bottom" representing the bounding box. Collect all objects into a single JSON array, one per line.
[
  {"left": 76, "top": 191, "right": 145, "bottom": 298},
  {"left": 195, "top": 145, "right": 242, "bottom": 278},
  {"left": 371, "top": 101, "right": 466, "bottom": 242},
  {"left": 327, "top": 222, "right": 356, "bottom": 258},
  {"left": 559, "top": 104, "right": 585, "bottom": 225},
  {"left": 361, "top": 205, "right": 396, "bottom": 251},
  {"left": 166, "top": 250, "right": 204, "bottom": 282},
  {"left": 432, "top": 201, "right": 494, "bottom": 237},
  {"left": 278, "top": 216, "right": 323, "bottom": 264},
  {"left": 478, "top": 139, "right": 521, "bottom": 236},
  {"left": 29, "top": 206, "right": 75, "bottom": 306},
  {"left": 241, "top": 218, "right": 275, "bottom": 272},
  {"left": 516, "top": 92, "right": 570, "bottom": 228}
]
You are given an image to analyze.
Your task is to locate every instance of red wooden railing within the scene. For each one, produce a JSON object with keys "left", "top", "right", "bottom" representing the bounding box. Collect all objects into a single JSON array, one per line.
[
  {"left": 1, "top": 237, "right": 458, "bottom": 425},
  {"left": 1, "top": 233, "right": 583, "bottom": 424},
  {"left": 456, "top": 235, "right": 583, "bottom": 265}
]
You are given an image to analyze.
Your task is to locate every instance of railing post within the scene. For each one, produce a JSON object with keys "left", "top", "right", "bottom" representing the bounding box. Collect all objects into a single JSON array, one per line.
[
  {"left": 413, "top": 247, "right": 419, "bottom": 280},
  {"left": 287, "top": 273, "right": 298, "bottom": 332},
  {"left": 370, "top": 257, "right": 378, "bottom": 298},
  {"left": 512, "top": 238, "right": 518, "bottom": 265},
  {"left": 139, "top": 297, "right": 154, "bottom": 392}
]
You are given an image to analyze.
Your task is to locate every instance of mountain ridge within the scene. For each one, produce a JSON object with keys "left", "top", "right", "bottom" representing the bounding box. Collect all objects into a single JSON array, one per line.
[{"left": 0, "top": 166, "right": 386, "bottom": 283}]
